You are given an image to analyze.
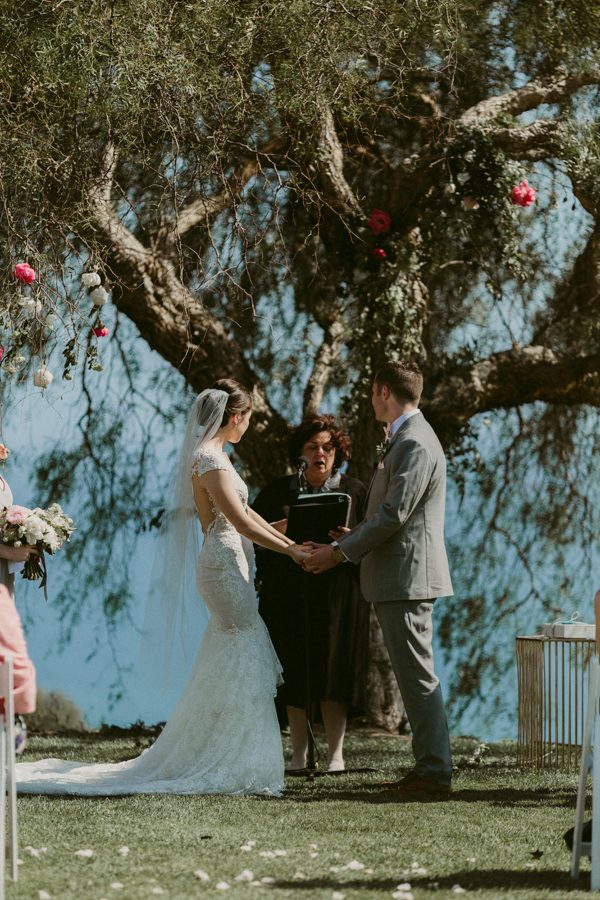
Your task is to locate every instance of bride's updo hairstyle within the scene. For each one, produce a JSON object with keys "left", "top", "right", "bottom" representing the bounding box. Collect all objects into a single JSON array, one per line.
[{"left": 212, "top": 378, "right": 253, "bottom": 427}]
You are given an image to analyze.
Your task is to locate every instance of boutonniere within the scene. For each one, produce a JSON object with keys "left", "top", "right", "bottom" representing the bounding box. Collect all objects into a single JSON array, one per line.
[{"left": 375, "top": 437, "right": 391, "bottom": 469}]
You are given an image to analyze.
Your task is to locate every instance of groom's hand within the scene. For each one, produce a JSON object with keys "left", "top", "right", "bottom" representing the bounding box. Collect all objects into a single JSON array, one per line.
[{"left": 303, "top": 545, "right": 340, "bottom": 574}]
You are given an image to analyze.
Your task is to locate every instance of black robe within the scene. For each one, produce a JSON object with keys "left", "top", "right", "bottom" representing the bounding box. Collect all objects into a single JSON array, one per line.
[{"left": 253, "top": 473, "right": 369, "bottom": 718}]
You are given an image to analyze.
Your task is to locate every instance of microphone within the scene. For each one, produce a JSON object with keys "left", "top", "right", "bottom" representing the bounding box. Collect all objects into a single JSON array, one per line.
[{"left": 297, "top": 455, "right": 309, "bottom": 473}]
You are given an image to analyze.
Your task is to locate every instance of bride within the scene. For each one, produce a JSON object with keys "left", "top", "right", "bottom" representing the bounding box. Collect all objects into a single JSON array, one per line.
[{"left": 17, "top": 379, "right": 307, "bottom": 796}]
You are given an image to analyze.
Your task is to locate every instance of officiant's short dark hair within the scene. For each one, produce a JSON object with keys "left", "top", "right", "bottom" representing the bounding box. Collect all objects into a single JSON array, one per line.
[
  {"left": 374, "top": 363, "right": 423, "bottom": 404},
  {"left": 288, "top": 415, "right": 351, "bottom": 472}
]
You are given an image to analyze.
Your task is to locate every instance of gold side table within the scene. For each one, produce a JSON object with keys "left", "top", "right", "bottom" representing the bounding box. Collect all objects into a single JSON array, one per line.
[{"left": 516, "top": 635, "right": 596, "bottom": 771}]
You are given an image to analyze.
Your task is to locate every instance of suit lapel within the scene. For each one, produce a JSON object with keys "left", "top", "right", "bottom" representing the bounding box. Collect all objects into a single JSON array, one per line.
[{"left": 364, "top": 414, "right": 420, "bottom": 502}]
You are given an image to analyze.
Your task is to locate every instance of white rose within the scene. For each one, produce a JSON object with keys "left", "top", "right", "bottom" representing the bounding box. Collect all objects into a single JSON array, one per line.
[
  {"left": 33, "top": 366, "right": 54, "bottom": 388},
  {"left": 90, "top": 286, "right": 109, "bottom": 307},
  {"left": 82, "top": 272, "right": 102, "bottom": 289}
]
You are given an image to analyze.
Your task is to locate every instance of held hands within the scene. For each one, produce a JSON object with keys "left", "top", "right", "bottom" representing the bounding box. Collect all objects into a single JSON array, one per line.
[
  {"left": 303, "top": 544, "right": 340, "bottom": 575},
  {"left": 287, "top": 542, "right": 312, "bottom": 565}
]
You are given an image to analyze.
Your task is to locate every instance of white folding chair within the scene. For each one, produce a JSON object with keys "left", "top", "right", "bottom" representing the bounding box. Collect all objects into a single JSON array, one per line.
[
  {"left": 0, "top": 654, "right": 18, "bottom": 899},
  {"left": 572, "top": 653, "right": 600, "bottom": 888}
]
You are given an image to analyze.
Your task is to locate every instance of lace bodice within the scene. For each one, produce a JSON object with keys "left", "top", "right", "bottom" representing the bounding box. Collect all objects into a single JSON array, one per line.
[{"left": 191, "top": 446, "right": 248, "bottom": 535}]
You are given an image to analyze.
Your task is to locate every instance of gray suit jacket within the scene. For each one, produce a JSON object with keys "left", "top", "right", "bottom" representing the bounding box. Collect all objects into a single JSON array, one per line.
[{"left": 338, "top": 412, "right": 453, "bottom": 602}]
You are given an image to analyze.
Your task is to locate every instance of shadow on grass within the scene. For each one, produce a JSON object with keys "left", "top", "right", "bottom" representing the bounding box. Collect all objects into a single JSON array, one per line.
[
  {"left": 282, "top": 784, "right": 577, "bottom": 810},
  {"left": 275, "top": 869, "right": 589, "bottom": 892}
]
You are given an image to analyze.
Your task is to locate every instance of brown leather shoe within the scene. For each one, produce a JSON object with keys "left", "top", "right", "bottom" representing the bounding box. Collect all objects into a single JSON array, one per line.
[{"left": 378, "top": 774, "right": 452, "bottom": 802}]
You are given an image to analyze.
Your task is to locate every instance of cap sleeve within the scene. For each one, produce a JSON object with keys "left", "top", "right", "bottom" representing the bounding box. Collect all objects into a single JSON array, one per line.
[{"left": 191, "top": 448, "right": 230, "bottom": 477}]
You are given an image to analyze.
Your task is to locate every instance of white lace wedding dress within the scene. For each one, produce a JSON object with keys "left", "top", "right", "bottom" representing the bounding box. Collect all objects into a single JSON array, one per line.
[{"left": 16, "top": 447, "right": 285, "bottom": 796}]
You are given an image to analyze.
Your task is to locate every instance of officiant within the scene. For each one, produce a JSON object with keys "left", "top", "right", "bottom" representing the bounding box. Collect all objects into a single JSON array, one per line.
[{"left": 253, "top": 415, "right": 369, "bottom": 772}]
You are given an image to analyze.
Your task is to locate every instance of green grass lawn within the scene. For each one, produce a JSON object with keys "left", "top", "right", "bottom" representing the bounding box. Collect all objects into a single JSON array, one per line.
[{"left": 9, "top": 730, "right": 592, "bottom": 899}]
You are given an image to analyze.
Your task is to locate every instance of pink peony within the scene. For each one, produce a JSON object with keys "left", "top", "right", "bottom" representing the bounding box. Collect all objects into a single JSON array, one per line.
[
  {"left": 462, "top": 196, "right": 480, "bottom": 210},
  {"left": 371, "top": 247, "right": 387, "bottom": 260},
  {"left": 13, "top": 262, "right": 36, "bottom": 284},
  {"left": 367, "top": 209, "right": 392, "bottom": 235},
  {"left": 511, "top": 179, "right": 536, "bottom": 208},
  {"left": 93, "top": 326, "right": 109, "bottom": 338},
  {"left": 6, "top": 505, "right": 30, "bottom": 526},
  {"left": 0, "top": 444, "right": 8, "bottom": 461}
]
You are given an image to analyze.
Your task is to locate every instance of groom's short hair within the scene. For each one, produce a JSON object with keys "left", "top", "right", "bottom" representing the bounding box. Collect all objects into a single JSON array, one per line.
[{"left": 374, "top": 362, "right": 423, "bottom": 404}]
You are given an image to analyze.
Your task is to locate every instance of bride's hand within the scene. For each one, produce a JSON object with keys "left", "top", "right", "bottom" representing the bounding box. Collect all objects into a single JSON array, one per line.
[{"left": 286, "top": 543, "right": 310, "bottom": 565}]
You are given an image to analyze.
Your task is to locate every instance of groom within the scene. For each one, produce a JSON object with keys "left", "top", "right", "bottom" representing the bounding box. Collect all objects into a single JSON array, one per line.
[{"left": 304, "top": 362, "right": 453, "bottom": 799}]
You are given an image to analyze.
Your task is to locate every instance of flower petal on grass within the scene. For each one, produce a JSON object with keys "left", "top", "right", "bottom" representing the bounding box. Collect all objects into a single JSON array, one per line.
[
  {"left": 118, "top": 846, "right": 130, "bottom": 856},
  {"left": 74, "top": 849, "right": 95, "bottom": 858},
  {"left": 194, "top": 870, "right": 210, "bottom": 882},
  {"left": 451, "top": 886, "right": 467, "bottom": 894},
  {"left": 109, "top": 884, "right": 124, "bottom": 891},
  {"left": 332, "top": 893, "right": 345, "bottom": 900},
  {"left": 216, "top": 882, "right": 230, "bottom": 890},
  {"left": 396, "top": 884, "right": 412, "bottom": 891},
  {"left": 150, "top": 888, "right": 165, "bottom": 895},
  {"left": 392, "top": 892, "right": 414, "bottom": 900},
  {"left": 24, "top": 846, "right": 41, "bottom": 857},
  {"left": 261, "top": 877, "right": 275, "bottom": 884},
  {"left": 344, "top": 860, "right": 365, "bottom": 871},
  {"left": 259, "top": 850, "right": 276, "bottom": 858},
  {"left": 235, "top": 870, "right": 254, "bottom": 882},
  {"left": 38, "top": 892, "right": 51, "bottom": 900}
]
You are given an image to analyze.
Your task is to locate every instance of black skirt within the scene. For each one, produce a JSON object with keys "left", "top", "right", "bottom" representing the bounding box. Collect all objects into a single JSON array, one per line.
[{"left": 253, "top": 474, "right": 369, "bottom": 718}]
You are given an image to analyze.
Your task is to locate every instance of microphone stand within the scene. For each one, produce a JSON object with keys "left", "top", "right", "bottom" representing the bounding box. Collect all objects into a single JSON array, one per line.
[{"left": 296, "top": 459, "right": 319, "bottom": 775}]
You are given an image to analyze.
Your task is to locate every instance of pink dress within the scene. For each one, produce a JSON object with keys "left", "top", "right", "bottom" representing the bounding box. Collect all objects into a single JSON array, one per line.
[{"left": 0, "top": 477, "right": 37, "bottom": 713}]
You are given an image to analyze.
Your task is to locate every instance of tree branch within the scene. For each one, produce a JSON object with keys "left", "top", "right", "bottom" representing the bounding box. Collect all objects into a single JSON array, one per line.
[
  {"left": 425, "top": 345, "right": 600, "bottom": 441},
  {"left": 302, "top": 318, "right": 345, "bottom": 416},
  {"left": 89, "top": 144, "right": 290, "bottom": 482},
  {"left": 490, "top": 119, "right": 561, "bottom": 158},
  {"left": 460, "top": 69, "right": 600, "bottom": 126},
  {"left": 316, "top": 106, "right": 362, "bottom": 217}
]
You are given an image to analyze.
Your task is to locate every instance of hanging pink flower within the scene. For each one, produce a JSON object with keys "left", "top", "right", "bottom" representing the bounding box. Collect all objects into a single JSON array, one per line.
[
  {"left": 93, "top": 326, "right": 109, "bottom": 338},
  {"left": 0, "top": 444, "right": 9, "bottom": 461},
  {"left": 367, "top": 209, "right": 392, "bottom": 235},
  {"left": 371, "top": 247, "right": 387, "bottom": 261},
  {"left": 462, "top": 196, "right": 480, "bottom": 210},
  {"left": 0, "top": 346, "right": 4, "bottom": 362},
  {"left": 511, "top": 179, "right": 536, "bottom": 208},
  {"left": 13, "top": 262, "right": 36, "bottom": 284}
]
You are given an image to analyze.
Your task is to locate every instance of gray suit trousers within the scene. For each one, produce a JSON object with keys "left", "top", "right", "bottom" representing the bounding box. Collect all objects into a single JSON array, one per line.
[{"left": 374, "top": 599, "right": 452, "bottom": 784}]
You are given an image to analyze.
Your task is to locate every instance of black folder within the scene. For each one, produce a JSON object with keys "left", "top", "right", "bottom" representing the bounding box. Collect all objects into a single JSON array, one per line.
[{"left": 286, "top": 492, "right": 352, "bottom": 545}]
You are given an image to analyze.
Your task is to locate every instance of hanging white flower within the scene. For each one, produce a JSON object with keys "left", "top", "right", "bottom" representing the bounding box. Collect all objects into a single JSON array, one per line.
[
  {"left": 44, "top": 313, "right": 57, "bottom": 330},
  {"left": 23, "top": 299, "right": 43, "bottom": 318},
  {"left": 90, "top": 286, "right": 109, "bottom": 307},
  {"left": 33, "top": 365, "right": 54, "bottom": 388},
  {"left": 82, "top": 272, "right": 102, "bottom": 289}
]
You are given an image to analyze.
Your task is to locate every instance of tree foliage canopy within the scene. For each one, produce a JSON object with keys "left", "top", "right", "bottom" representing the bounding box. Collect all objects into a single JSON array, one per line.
[{"left": 1, "top": 0, "right": 599, "bottom": 721}]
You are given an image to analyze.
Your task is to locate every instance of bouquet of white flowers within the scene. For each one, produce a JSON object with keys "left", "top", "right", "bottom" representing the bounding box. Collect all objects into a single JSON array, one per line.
[{"left": 0, "top": 502, "right": 75, "bottom": 599}]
